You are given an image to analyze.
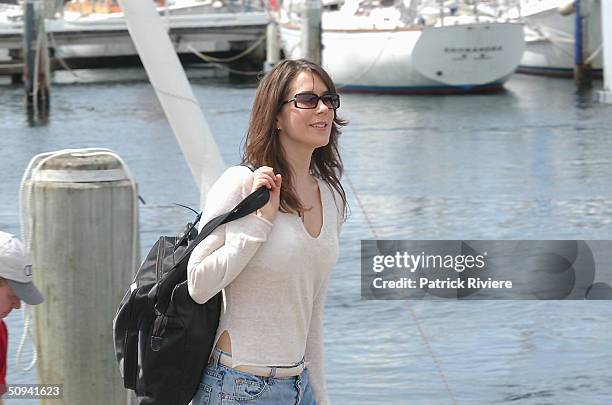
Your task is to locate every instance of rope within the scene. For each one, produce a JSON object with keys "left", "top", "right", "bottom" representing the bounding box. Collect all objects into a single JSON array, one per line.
[
  {"left": 48, "top": 31, "right": 81, "bottom": 79},
  {"left": 526, "top": 22, "right": 574, "bottom": 44},
  {"left": 186, "top": 44, "right": 264, "bottom": 76},
  {"left": 17, "top": 148, "right": 140, "bottom": 372},
  {"left": 585, "top": 43, "right": 602, "bottom": 65},
  {"left": 184, "top": 31, "right": 266, "bottom": 63},
  {"left": 343, "top": 171, "right": 458, "bottom": 405},
  {"left": 525, "top": 22, "right": 573, "bottom": 59}
]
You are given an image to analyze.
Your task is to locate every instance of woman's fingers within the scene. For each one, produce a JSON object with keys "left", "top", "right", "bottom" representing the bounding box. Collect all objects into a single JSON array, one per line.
[
  {"left": 250, "top": 168, "right": 281, "bottom": 222},
  {"left": 253, "top": 167, "right": 280, "bottom": 191},
  {"left": 255, "top": 166, "right": 275, "bottom": 178},
  {"left": 255, "top": 173, "right": 275, "bottom": 189}
]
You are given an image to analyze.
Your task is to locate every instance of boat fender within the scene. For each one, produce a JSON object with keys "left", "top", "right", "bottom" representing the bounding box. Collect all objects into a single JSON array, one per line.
[{"left": 558, "top": 1, "right": 575, "bottom": 16}]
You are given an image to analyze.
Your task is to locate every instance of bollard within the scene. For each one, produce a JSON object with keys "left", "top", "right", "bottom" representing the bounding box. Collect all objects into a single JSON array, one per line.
[
  {"left": 23, "top": 150, "right": 138, "bottom": 405},
  {"left": 264, "top": 22, "right": 281, "bottom": 72},
  {"left": 300, "top": 0, "right": 322, "bottom": 65},
  {"left": 573, "top": 0, "right": 592, "bottom": 87},
  {"left": 22, "top": 0, "right": 51, "bottom": 119},
  {"left": 23, "top": 1, "right": 36, "bottom": 99}
]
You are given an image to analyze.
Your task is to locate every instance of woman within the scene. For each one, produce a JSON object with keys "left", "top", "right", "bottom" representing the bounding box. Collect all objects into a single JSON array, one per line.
[{"left": 188, "top": 59, "right": 348, "bottom": 405}]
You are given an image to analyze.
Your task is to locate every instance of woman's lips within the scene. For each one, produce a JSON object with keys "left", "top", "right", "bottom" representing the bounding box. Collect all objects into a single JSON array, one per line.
[{"left": 309, "top": 122, "right": 328, "bottom": 129}]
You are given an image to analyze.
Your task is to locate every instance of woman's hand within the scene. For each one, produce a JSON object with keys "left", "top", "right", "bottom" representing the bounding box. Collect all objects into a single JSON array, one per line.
[{"left": 250, "top": 166, "right": 282, "bottom": 223}]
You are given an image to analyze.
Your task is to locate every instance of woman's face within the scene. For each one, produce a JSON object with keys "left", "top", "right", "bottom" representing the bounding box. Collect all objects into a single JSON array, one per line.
[{"left": 276, "top": 71, "right": 335, "bottom": 152}]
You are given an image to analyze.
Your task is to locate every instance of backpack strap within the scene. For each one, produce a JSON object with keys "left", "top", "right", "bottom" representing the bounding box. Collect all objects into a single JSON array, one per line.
[
  {"left": 152, "top": 165, "right": 269, "bottom": 312},
  {"left": 176, "top": 163, "right": 264, "bottom": 263}
]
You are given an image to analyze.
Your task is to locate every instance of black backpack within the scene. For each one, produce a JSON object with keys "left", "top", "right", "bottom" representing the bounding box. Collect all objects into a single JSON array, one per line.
[{"left": 113, "top": 175, "right": 269, "bottom": 405}]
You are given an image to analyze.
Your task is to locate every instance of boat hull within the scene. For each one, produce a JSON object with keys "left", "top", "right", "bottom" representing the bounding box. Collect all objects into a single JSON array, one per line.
[{"left": 279, "top": 22, "right": 524, "bottom": 94}]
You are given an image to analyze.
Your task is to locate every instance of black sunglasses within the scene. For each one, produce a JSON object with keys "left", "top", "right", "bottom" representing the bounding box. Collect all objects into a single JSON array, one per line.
[{"left": 282, "top": 92, "right": 340, "bottom": 110}]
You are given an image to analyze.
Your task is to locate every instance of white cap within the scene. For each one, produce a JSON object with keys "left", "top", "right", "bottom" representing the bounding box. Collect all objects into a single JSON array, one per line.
[{"left": 0, "top": 231, "right": 44, "bottom": 305}]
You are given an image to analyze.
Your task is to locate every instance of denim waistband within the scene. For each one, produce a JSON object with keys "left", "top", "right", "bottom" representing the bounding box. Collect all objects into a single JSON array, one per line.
[{"left": 209, "top": 348, "right": 306, "bottom": 378}]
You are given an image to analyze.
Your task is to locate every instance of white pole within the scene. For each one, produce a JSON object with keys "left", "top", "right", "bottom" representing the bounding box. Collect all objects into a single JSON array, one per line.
[
  {"left": 596, "top": 0, "right": 612, "bottom": 103},
  {"left": 300, "top": 0, "right": 322, "bottom": 64},
  {"left": 264, "top": 22, "right": 281, "bottom": 72},
  {"left": 116, "top": 0, "right": 226, "bottom": 198}
]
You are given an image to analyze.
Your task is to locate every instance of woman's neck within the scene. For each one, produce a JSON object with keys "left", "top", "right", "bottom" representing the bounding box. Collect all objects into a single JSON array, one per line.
[{"left": 282, "top": 144, "right": 315, "bottom": 189}]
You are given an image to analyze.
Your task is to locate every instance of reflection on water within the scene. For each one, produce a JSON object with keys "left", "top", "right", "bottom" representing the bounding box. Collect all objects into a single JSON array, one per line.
[{"left": 1, "top": 69, "right": 611, "bottom": 404}]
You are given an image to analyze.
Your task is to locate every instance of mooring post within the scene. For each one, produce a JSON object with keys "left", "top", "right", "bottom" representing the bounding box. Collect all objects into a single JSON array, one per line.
[
  {"left": 264, "top": 22, "right": 281, "bottom": 72},
  {"left": 22, "top": 0, "right": 51, "bottom": 117},
  {"left": 23, "top": 1, "right": 36, "bottom": 100},
  {"left": 23, "top": 150, "right": 138, "bottom": 405},
  {"left": 574, "top": 0, "right": 592, "bottom": 87},
  {"left": 301, "top": 0, "right": 322, "bottom": 65}
]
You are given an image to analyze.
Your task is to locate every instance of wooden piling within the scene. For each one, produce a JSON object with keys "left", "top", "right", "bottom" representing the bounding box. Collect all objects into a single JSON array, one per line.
[
  {"left": 22, "top": 0, "right": 51, "bottom": 116},
  {"left": 573, "top": 0, "right": 592, "bottom": 87},
  {"left": 300, "top": 0, "right": 322, "bottom": 65},
  {"left": 23, "top": 1, "right": 36, "bottom": 98},
  {"left": 25, "top": 151, "right": 138, "bottom": 405},
  {"left": 264, "top": 22, "right": 281, "bottom": 72}
]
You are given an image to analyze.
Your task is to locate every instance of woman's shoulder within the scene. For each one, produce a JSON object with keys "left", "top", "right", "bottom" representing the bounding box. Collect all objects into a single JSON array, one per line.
[
  {"left": 207, "top": 165, "right": 255, "bottom": 203},
  {"left": 214, "top": 165, "right": 254, "bottom": 189},
  {"left": 318, "top": 177, "right": 342, "bottom": 203},
  {"left": 221, "top": 165, "right": 254, "bottom": 180},
  {"left": 318, "top": 177, "right": 346, "bottom": 222}
]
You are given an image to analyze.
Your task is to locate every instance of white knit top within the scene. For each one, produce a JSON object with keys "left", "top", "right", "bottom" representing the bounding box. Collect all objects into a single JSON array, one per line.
[{"left": 187, "top": 165, "right": 343, "bottom": 405}]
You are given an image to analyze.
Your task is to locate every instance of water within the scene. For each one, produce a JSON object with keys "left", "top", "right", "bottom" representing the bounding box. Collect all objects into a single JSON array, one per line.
[{"left": 1, "top": 68, "right": 611, "bottom": 404}]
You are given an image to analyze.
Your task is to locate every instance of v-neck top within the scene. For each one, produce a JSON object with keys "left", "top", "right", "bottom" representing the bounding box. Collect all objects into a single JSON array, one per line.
[{"left": 187, "top": 166, "right": 343, "bottom": 405}]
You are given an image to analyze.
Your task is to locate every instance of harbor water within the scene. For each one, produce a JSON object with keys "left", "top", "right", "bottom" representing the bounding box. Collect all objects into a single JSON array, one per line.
[{"left": 1, "top": 67, "right": 611, "bottom": 404}]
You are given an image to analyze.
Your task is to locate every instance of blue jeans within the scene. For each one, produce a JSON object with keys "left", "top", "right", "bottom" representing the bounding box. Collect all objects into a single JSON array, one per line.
[{"left": 191, "top": 349, "right": 317, "bottom": 405}]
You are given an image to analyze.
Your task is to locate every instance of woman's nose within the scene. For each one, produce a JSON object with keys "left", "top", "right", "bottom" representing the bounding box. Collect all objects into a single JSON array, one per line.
[
  {"left": 315, "top": 98, "right": 328, "bottom": 113},
  {"left": 13, "top": 298, "right": 21, "bottom": 309}
]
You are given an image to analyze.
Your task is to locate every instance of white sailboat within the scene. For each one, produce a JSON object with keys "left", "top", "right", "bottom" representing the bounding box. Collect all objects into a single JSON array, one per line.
[
  {"left": 277, "top": 0, "right": 526, "bottom": 94},
  {"left": 515, "top": 0, "right": 602, "bottom": 77}
]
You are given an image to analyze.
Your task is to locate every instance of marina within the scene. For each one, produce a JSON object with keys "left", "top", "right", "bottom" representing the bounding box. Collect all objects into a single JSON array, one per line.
[
  {"left": 2, "top": 66, "right": 612, "bottom": 404},
  {"left": 1, "top": 0, "right": 612, "bottom": 403},
  {"left": 1, "top": 1, "right": 608, "bottom": 91}
]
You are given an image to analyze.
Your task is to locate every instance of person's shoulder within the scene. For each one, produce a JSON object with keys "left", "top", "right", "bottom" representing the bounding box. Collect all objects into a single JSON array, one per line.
[
  {"left": 219, "top": 165, "right": 253, "bottom": 182},
  {"left": 213, "top": 165, "right": 253, "bottom": 188},
  {"left": 320, "top": 178, "right": 344, "bottom": 211},
  {"left": 208, "top": 165, "right": 255, "bottom": 201}
]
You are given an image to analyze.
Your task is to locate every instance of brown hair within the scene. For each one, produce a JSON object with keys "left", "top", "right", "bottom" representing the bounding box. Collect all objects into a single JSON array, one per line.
[{"left": 241, "top": 59, "right": 349, "bottom": 220}]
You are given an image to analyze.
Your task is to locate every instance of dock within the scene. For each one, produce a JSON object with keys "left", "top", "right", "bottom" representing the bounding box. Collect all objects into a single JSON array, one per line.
[{"left": 0, "top": 11, "right": 269, "bottom": 75}]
